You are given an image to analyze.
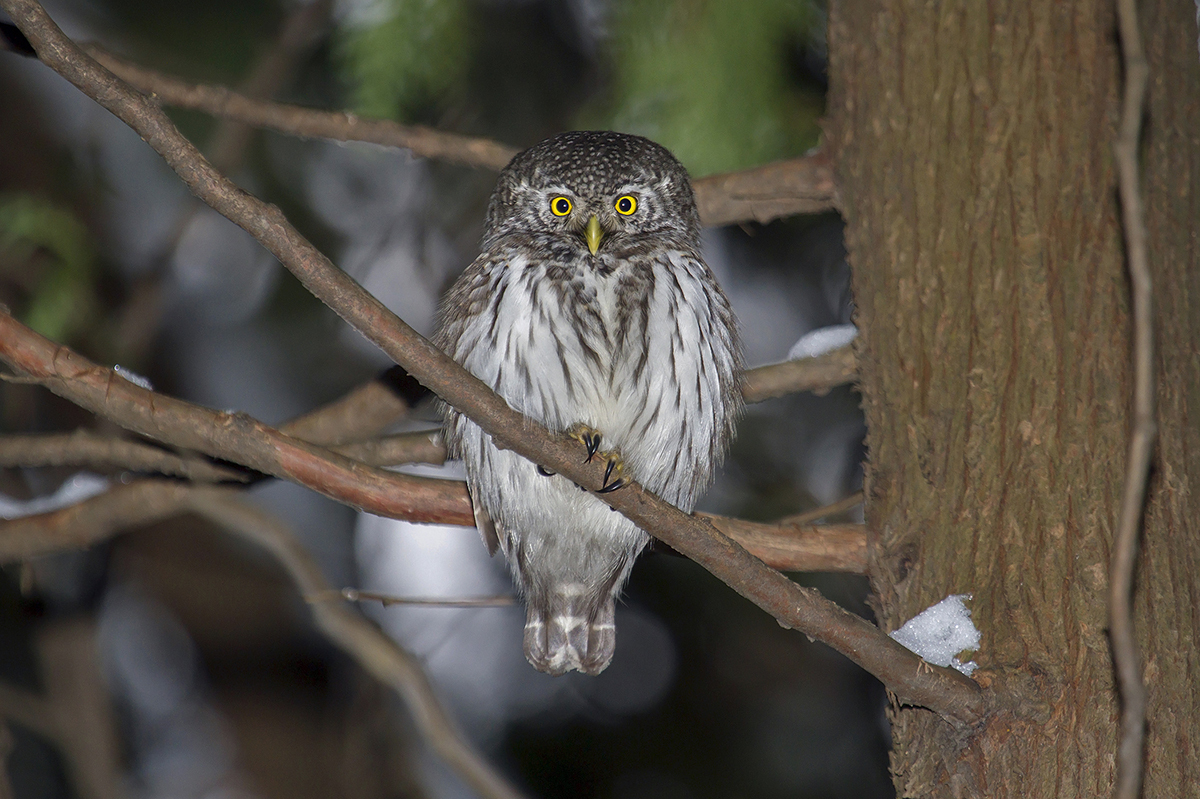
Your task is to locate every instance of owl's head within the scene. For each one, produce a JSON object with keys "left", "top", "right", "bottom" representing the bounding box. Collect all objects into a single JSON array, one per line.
[{"left": 483, "top": 131, "right": 701, "bottom": 255}]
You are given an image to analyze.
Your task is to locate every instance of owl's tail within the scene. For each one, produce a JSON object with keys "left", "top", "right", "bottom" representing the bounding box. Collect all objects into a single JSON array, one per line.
[{"left": 523, "top": 585, "right": 616, "bottom": 676}]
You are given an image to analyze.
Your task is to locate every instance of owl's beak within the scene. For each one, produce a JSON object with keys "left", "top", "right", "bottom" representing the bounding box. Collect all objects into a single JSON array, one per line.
[{"left": 584, "top": 215, "right": 604, "bottom": 255}]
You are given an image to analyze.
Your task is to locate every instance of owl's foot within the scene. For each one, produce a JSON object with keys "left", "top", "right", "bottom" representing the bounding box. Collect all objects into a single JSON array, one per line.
[
  {"left": 566, "top": 424, "right": 603, "bottom": 462},
  {"left": 597, "top": 452, "right": 626, "bottom": 493},
  {"left": 563, "top": 425, "right": 626, "bottom": 492}
]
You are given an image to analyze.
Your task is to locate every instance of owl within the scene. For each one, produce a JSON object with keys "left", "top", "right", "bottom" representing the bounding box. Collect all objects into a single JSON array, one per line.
[{"left": 434, "top": 131, "right": 742, "bottom": 675}]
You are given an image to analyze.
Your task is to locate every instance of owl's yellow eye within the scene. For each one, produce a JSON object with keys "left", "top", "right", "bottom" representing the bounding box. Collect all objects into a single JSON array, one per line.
[
  {"left": 550, "top": 196, "right": 573, "bottom": 216},
  {"left": 615, "top": 195, "right": 637, "bottom": 215}
]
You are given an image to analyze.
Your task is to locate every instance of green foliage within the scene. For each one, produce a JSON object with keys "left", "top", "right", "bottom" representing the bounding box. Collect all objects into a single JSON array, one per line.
[
  {"left": 0, "top": 195, "right": 96, "bottom": 342},
  {"left": 336, "top": 0, "right": 824, "bottom": 174},
  {"left": 337, "top": 0, "right": 472, "bottom": 121},
  {"left": 584, "top": 0, "right": 824, "bottom": 176}
]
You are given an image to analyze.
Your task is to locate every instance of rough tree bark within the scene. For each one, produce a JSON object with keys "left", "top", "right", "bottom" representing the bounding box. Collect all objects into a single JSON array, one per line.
[{"left": 828, "top": 1, "right": 1198, "bottom": 796}]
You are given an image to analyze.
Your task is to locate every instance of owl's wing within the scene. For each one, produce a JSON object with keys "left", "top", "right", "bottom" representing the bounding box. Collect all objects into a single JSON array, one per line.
[{"left": 466, "top": 482, "right": 500, "bottom": 556}]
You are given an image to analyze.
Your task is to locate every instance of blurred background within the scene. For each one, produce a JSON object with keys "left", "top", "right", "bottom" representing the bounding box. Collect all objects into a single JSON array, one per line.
[{"left": 0, "top": 0, "right": 887, "bottom": 796}]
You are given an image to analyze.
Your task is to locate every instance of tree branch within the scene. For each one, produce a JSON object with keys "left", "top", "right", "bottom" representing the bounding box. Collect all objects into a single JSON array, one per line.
[
  {"left": 184, "top": 488, "right": 526, "bottom": 799},
  {"left": 331, "top": 430, "right": 447, "bottom": 468},
  {"left": 0, "top": 0, "right": 981, "bottom": 726},
  {"left": 0, "top": 479, "right": 526, "bottom": 799},
  {"left": 277, "top": 368, "right": 418, "bottom": 445},
  {"left": 75, "top": 43, "right": 835, "bottom": 224},
  {"left": 1111, "top": 0, "right": 1154, "bottom": 795},
  {"left": 742, "top": 344, "right": 856, "bottom": 403},
  {"left": 0, "top": 312, "right": 473, "bottom": 526},
  {"left": 693, "top": 151, "right": 837, "bottom": 226},
  {"left": 297, "top": 341, "right": 859, "bottom": 468},
  {"left": 0, "top": 430, "right": 245, "bottom": 482},
  {"left": 83, "top": 44, "right": 519, "bottom": 171},
  {"left": 701, "top": 516, "right": 866, "bottom": 573},
  {"left": 776, "top": 490, "right": 863, "bottom": 526},
  {"left": 0, "top": 316, "right": 862, "bottom": 572},
  {"left": 320, "top": 588, "right": 515, "bottom": 608},
  {"left": 0, "top": 479, "right": 194, "bottom": 561},
  {"left": 204, "top": 0, "right": 332, "bottom": 173}
]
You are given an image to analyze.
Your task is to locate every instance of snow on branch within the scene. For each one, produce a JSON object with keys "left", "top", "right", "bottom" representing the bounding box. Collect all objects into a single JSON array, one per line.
[{"left": 889, "top": 595, "right": 981, "bottom": 676}]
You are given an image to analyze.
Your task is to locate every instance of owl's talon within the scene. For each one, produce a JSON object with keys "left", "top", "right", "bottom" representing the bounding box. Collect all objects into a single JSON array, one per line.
[
  {"left": 567, "top": 424, "right": 603, "bottom": 462},
  {"left": 598, "top": 452, "right": 626, "bottom": 493},
  {"left": 536, "top": 465, "right": 556, "bottom": 477}
]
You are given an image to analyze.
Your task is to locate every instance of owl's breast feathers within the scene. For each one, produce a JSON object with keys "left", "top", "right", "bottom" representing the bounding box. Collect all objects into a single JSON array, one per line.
[{"left": 437, "top": 243, "right": 740, "bottom": 511}]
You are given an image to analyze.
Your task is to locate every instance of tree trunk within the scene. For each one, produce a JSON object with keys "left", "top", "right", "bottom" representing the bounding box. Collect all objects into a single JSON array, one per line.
[{"left": 827, "top": 1, "right": 1199, "bottom": 796}]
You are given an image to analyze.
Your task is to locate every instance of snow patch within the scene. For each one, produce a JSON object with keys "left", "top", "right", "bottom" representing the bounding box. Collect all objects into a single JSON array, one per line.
[
  {"left": 0, "top": 472, "right": 110, "bottom": 519},
  {"left": 114, "top": 364, "right": 153, "bottom": 391},
  {"left": 889, "top": 594, "right": 981, "bottom": 676},
  {"left": 787, "top": 324, "right": 858, "bottom": 360}
]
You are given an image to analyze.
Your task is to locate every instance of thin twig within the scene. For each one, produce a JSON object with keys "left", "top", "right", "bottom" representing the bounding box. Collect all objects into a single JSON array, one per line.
[
  {"left": 315, "top": 588, "right": 515, "bottom": 608},
  {"left": 0, "top": 430, "right": 245, "bottom": 482},
  {"left": 1111, "top": 0, "right": 1154, "bottom": 796},
  {"left": 205, "top": 0, "right": 333, "bottom": 173},
  {"left": 0, "top": 480, "right": 196, "bottom": 561},
  {"left": 306, "top": 342, "right": 861, "bottom": 466},
  {"left": 279, "top": 368, "right": 418, "bottom": 445},
  {"left": 84, "top": 44, "right": 519, "bottom": 171},
  {"left": 1, "top": 0, "right": 982, "bottom": 726},
  {"left": 310, "top": 343, "right": 859, "bottom": 466},
  {"left": 693, "top": 150, "right": 837, "bottom": 225},
  {"left": 776, "top": 490, "right": 864, "bottom": 526}
]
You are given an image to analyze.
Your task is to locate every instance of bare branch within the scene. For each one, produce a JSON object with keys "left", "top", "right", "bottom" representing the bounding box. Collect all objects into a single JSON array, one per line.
[
  {"left": 776, "top": 490, "right": 863, "bottom": 526},
  {"left": 75, "top": 43, "right": 836, "bottom": 224},
  {"left": 0, "top": 480, "right": 525, "bottom": 799},
  {"left": 0, "top": 480, "right": 194, "bottom": 561},
  {"left": 692, "top": 151, "right": 837, "bottom": 226},
  {"left": 0, "top": 313, "right": 473, "bottom": 526},
  {"left": 206, "top": 0, "right": 332, "bottom": 172},
  {"left": 318, "top": 588, "right": 515, "bottom": 608},
  {"left": 742, "top": 344, "right": 857, "bottom": 403},
  {"left": 0, "top": 430, "right": 245, "bottom": 482},
  {"left": 279, "top": 369, "right": 417, "bottom": 445},
  {"left": 702, "top": 516, "right": 867, "bottom": 573},
  {"left": 83, "top": 44, "right": 519, "bottom": 171},
  {"left": 331, "top": 430, "right": 446, "bottom": 467},
  {"left": 184, "top": 488, "right": 527, "bottom": 799},
  {"left": 1111, "top": 0, "right": 1154, "bottom": 795},
  {"left": 315, "top": 343, "right": 860, "bottom": 469},
  {"left": 0, "top": 319, "right": 860, "bottom": 573},
  {"left": 1, "top": 0, "right": 982, "bottom": 726}
]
